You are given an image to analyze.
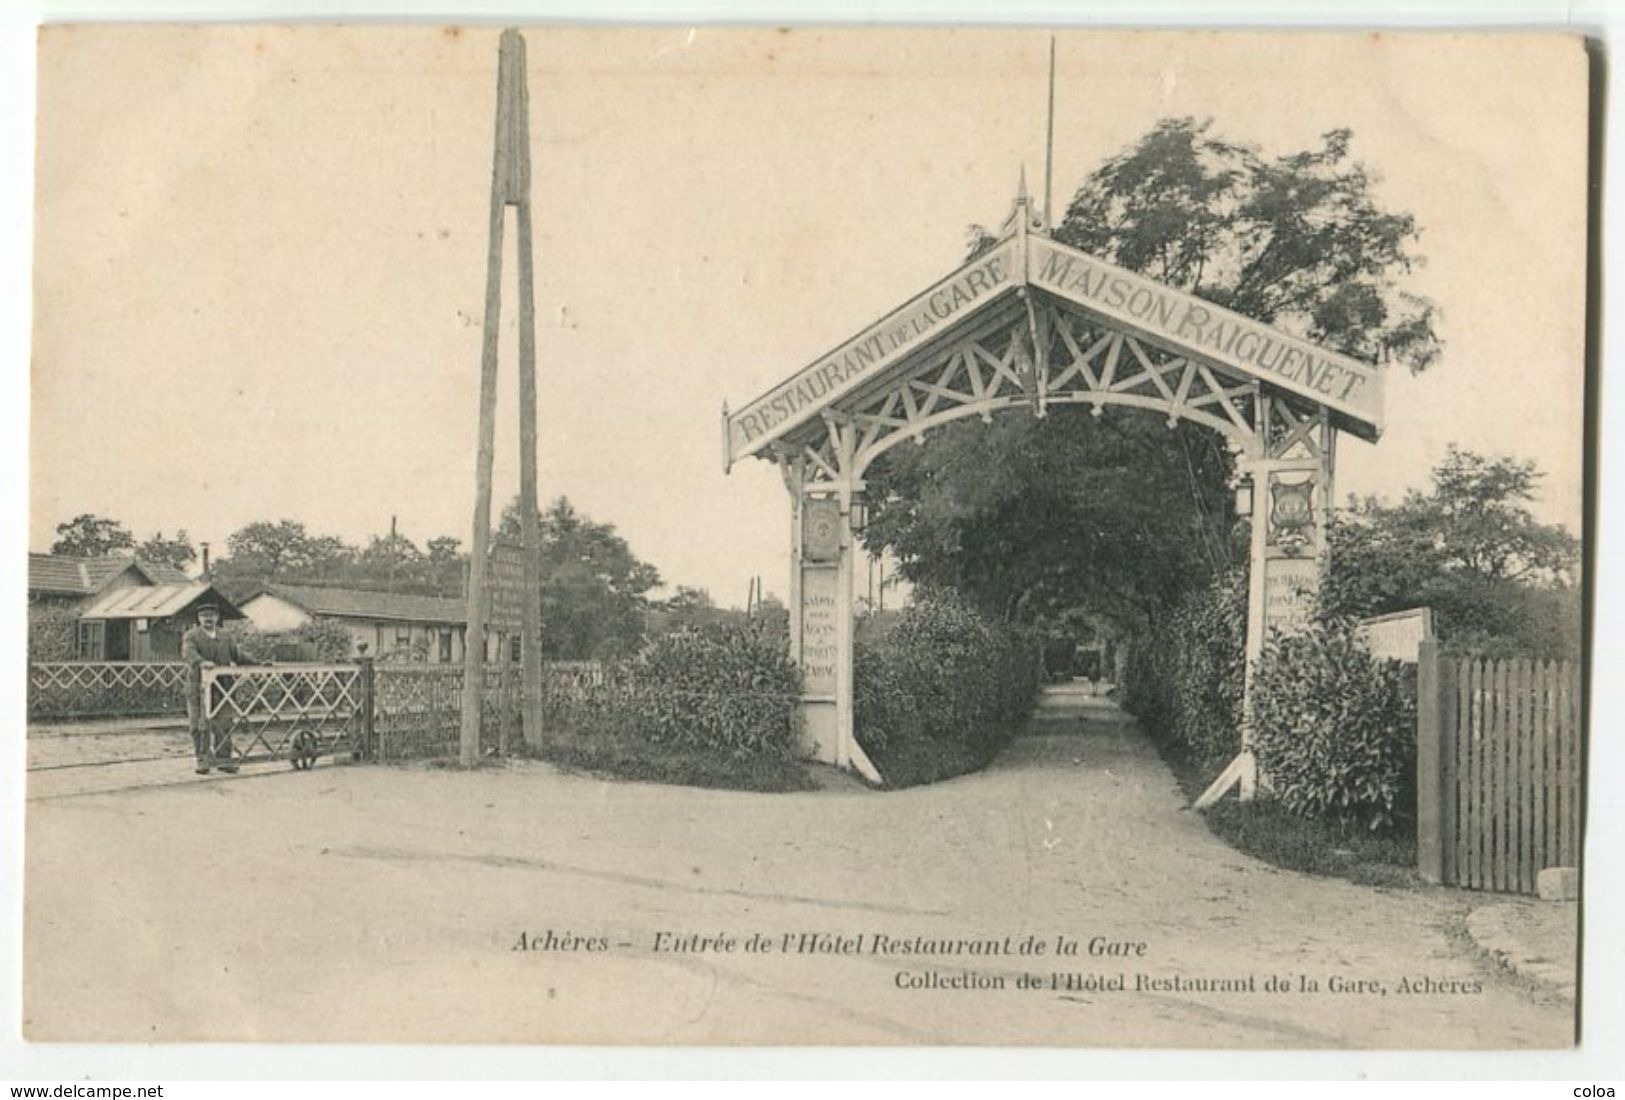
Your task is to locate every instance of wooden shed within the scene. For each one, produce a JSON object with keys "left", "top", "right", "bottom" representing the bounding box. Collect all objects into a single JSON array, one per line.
[{"left": 75, "top": 582, "right": 243, "bottom": 662}]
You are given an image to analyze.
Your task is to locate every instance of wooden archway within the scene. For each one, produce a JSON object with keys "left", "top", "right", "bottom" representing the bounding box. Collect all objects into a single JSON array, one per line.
[{"left": 724, "top": 186, "right": 1382, "bottom": 798}]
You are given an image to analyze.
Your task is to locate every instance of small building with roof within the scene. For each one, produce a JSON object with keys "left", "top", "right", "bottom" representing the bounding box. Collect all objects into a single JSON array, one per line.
[
  {"left": 27, "top": 552, "right": 242, "bottom": 661},
  {"left": 28, "top": 552, "right": 192, "bottom": 607},
  {"left": 75, "top": 581, "right": 244, "bottom": 662},
  {"left": 238, "top": 582, "right": 471, "bottom": 663}
]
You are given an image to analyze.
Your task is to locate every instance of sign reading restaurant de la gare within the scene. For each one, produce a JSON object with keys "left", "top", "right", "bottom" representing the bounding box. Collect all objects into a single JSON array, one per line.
[
  {"left": 1027, "top": 238, "right": 1383, "bottom": 432},
  {"left": 727, "top": 241, "right": 1018, "bottom": 462}
]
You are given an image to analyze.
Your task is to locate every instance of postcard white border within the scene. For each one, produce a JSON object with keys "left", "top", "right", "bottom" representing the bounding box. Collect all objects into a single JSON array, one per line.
[{"left": 1, "top": 1, "right": 1620, "bottom": 1083}]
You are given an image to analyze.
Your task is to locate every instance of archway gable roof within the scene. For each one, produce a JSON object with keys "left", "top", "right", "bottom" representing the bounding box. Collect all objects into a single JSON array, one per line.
[{"left": 724, "top": 231, "right": 1383, "bottom": 470}]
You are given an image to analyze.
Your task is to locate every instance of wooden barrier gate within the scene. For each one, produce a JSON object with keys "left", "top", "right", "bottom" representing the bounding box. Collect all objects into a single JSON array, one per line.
[
  {"left": 203, "top": 664, "right": 370, "bottom": 769},
  {"left": 198, "top": 660, "right": 606, "bottom": 769},
  {"left": 1416, "top": 640, "right": 1583, "bottom": 894}
]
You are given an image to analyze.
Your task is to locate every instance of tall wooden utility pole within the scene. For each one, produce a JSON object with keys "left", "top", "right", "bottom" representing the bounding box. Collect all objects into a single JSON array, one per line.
[{"left": 462, "top": 29, "right": 543, "bottom": 767}]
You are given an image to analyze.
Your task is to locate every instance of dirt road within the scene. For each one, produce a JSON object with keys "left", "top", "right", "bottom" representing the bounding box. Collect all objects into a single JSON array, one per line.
[{"left": 24, "top": 690, "right": 1574, "bottom": 1046}]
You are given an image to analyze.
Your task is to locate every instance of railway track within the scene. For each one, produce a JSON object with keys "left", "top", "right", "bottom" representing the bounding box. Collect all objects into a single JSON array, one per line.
[{"left": 25, "top": 723, "right": 336, "bottom": 799}]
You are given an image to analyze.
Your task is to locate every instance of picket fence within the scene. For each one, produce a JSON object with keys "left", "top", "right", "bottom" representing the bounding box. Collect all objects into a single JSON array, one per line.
[{"left": 1416, "top": 641, "right": 1582, "bottom": 894}]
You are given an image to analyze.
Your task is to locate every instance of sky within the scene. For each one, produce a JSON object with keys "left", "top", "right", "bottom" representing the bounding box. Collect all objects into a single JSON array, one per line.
[{"left": 26, "top": 26, "right": 1590, "bottom": 606}]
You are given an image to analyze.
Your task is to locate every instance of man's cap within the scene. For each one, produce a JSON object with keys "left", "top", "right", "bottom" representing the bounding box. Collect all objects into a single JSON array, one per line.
[{"left": 196, "top": 601, "right": 220, "bottom": 616}]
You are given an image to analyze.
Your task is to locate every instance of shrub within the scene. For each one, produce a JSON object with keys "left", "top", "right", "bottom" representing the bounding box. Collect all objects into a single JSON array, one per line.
[
  {"left": 28, "top": 602, "right": 79, "bottom": 661},
  {"left": 574, "top": 621, "right": 802, "bottom": 756},
  {"left": 1250, "top": 619, "right": 1416, "bottom": 832},
  {"left": 222, "top": 618, "right": 354, "bottom": 663},
  {"left": 1121, "top": 570, "right": 1246, "bottom": 765},
  {"left": 378, "top": 635, "right": 431, "bottom": 663},
  {"left": 854, "top": 592, "right": 1042, "bottom": 784}
]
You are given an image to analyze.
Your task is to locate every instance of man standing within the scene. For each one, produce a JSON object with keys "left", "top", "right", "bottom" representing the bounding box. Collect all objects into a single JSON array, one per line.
[{"left": 182, "top": 601, "right": 256, "bottom": 774}]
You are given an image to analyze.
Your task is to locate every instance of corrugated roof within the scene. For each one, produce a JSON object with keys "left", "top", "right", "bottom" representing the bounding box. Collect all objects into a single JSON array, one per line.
[
  {"left": 260, "top": 583, "right": 468, "bottom": 625},
  {"left": 79, "top": 582, "right": 242, "bottom": 621},
  {"left": 28, "top": 553, "right": 193, "bottom": 595}
]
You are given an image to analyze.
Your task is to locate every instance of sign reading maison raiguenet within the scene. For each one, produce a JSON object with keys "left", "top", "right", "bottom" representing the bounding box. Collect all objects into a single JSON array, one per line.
[{"left": 1027, "top": 238, "right": 1383, "bottom": 433}]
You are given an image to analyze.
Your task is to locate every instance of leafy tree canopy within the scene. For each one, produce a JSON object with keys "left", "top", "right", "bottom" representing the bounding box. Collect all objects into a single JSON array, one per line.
[
  {"left": 425, "top": 535, "right": 463, "bottom": 564},
  {"left": 975, "top": 118, "right": 1442, "bottom": 371},
  {"left": 137, "top": 529, "right": 197, "bottom": 572},
  {"left": 1321, "top": 447, "right": 1581, "bottom": 657},
  {"left": 663, "top": 585, "right": 715, "bottom": 614},
  {"left": 864, "top": 408, "right": 1238, "bottom": 627},
  {"left": 51, "top": 513, "right": 136, "bottom": 558},
  {"left": 499, "top": 496, "right": 664, "bottom": 659},
  {"left": 215, "top": 519, "right": 354, "bottom": 591}
]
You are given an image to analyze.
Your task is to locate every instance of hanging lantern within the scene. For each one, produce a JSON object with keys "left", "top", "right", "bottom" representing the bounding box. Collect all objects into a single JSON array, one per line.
[{"left": 1234, "top": 477, "right": 1254, "bottom": 518}]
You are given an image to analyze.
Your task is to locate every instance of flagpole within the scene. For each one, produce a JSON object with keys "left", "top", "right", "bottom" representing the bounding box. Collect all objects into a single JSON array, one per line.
[{"left": 1044, "top": 34, "right": 1056, "bottom": 230}]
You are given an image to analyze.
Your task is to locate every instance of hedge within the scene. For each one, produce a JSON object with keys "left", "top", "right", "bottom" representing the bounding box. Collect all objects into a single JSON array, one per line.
[
  {"left": 1123, "top": 570, "right": 1417, "bottom": 834},
  {"left": 1121, "top": 570, "right": 1247, "bottom": 766},
  {"left": 1250, "top": 619, "right": 1416, "bottom": 832},
  {"left": 854, "top": 593, "right": 1042, "bottom": 786}
]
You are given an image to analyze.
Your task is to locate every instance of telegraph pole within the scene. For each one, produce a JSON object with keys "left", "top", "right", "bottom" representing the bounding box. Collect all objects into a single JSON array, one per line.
[{"left": 462, "top": 29, "right": 543, "bottom": 766}]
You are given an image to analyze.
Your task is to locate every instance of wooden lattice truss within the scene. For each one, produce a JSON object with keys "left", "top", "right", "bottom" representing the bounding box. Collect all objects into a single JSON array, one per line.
[{"left": 775, "top": 294, "right": 1330, "bottom": 489}]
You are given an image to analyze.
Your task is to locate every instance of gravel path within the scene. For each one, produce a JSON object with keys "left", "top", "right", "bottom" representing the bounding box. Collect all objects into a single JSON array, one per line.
[{"left": 24, "top": 691, "right": 1574, "bottom": 1047}]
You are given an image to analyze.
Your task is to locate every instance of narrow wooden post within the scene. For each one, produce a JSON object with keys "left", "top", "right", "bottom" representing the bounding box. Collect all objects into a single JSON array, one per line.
[
  {"left": 783, "top": 459, "right": 805, "bottom": 667},
  {"left": 358, "top": 656, "right": 376, "bottom": 762},
  {"left": 1468, "top": 658, "right": 1485, "bottom": 889},
  {"left": 1533, "top": 659, "right": 1549, "bottom": 875},
  {"left": 1416, "top": 639, "right": 1450, "bottom": 884},
  {"left": 833, "top": 425, "right": 858, "bottom": 771},
  {"left": 1518, "top": 658, "right": 1534, "bottom": 892},
  {"left": 462, "top": 30, "right": 534, "bottom": 767},
  {"left": 512, "top": 32, "right": 544, "bottom": 753},
  {"left": 498, "top": 656, "right": 513, "bottom": 757}
]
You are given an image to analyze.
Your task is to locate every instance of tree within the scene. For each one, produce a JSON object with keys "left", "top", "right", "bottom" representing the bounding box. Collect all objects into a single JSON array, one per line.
[
  {"left": 1320, "top": 447, "right": 1581, "bottom": 657},
  {"left": 864, "top": 408, "right": 1236, "bottom": 628},
  {"left": 426, "top": 536, "right": 461, "bottom": 559},
  {"left": 348, "top": 531, "right": 427, "bottom": 592},
  {"left": 498, "top": 496, "right": 664, "bottom": 659},
  {"left": 51, "top": 513, "right": 135, "bottom": 558},
  {"left": 872, "top": 119, "right": 1438, "bottom": 632},
  {"left": 663, "top": 586, "right": 715, "bottom": 614},
  {"left": 424, "top": 535, "right": 466, "bottom": 597},
  {"left": 137, "top": 529, "right": 197, "bottom": 572},
  {"left": 212, "top": 520, "right": 355, "bottom": 594},
  {"left": 1052, "top": 118, "right": 1440, "bottom": 371},
  {"left": 1418, "top": 449, "right": 1578, "bottom": 583}
]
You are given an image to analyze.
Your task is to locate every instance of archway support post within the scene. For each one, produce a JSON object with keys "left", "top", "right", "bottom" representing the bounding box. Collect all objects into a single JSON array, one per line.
[
  {"left": 779, "top": 437, "right": 881, "bottom": 784},
  {"left": 1198, "top": 396, "right": 1335, "bottom": 808}
]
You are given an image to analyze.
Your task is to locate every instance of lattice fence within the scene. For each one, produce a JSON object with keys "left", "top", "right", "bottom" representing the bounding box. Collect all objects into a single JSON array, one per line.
[
  {"left": 31, "top": 657, "right": 607, "bottom": 766},
  {"left": 372, "top": 665, "right": 519, "bottom": 761},
  {"left": 29, "top": 661, "right": 188, "bottom": 719}
]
